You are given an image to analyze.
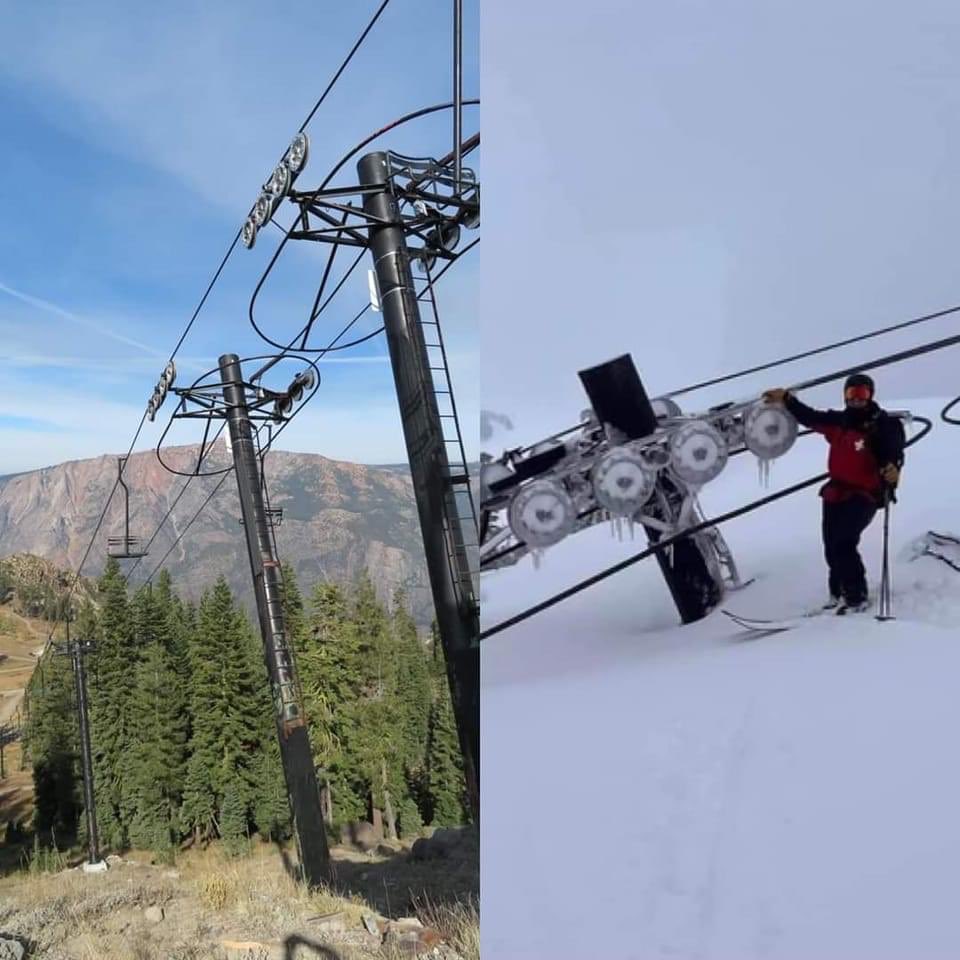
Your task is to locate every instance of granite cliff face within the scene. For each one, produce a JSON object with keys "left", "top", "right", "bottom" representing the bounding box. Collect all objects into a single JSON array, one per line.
[{"left": 0, "top": 445, "right": 432, "bottom": 623}]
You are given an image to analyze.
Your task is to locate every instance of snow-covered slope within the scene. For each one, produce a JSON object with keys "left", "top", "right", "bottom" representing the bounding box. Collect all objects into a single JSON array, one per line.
[{"left": 481, "top": 397, "right": 960, "bottom": 959}]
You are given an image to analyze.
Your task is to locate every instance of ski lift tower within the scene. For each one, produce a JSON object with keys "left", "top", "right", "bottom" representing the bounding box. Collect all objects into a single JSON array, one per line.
[{"left": 241, "top": 138, "right": 482, "bottom": 819}]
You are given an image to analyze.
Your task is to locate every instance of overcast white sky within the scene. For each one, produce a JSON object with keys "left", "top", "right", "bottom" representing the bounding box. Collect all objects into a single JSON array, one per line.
[{"left": 482, "top": 0, "right": 960, "bottom": 446}]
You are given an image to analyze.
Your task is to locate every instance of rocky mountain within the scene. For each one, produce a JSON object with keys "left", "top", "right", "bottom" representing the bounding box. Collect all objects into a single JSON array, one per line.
[
  {"left": 0, "top": 553, "right": 97, "bottom": 616},
  {"left": 0, "top": 444, "right": 435, "bottom": 624}
]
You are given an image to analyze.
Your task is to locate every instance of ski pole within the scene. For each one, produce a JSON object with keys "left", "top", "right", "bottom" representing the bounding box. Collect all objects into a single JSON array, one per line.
[{"left": 876, "top": 489, "right": 894, "bottom": 621}]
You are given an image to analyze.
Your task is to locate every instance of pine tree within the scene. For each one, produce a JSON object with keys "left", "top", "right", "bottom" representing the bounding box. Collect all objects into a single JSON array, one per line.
[
  {"left": 347, "top": 578, "right": 431, "bottom": 840},
  {"left": 26, "top": 652, "right": 79, "bottom": 837},
  {"left": 88, "top": 557, "right": 136, "bottom": 850},
  {"left": 220, "top": 779, "right": 250, "bottom": 857},
  {"left": 130, "top": 583, "right": 166, "bottom": 655},
  {"left": 280, "top": 562, "right": 309, "bottom": 655},
  {"left": 250, "top": 737, "right": 290, "bottom": 842},
  {"left": 180, "top": 584, "right": 227, "bottom": 842},
  {"left": 300, "top": 580, "right": 365, "bottom": 826},
  {"left": 424, "top": 625, "right": 468, "bottom": 826},
  {"left": 181, "top": 579, "right": 274, "bottom": 846},
  {"left": 123, "top": 640, "right": 187, "bottom": 857},
  {"left": 391, "top": 588, "right": 432, "bottom": 828}
]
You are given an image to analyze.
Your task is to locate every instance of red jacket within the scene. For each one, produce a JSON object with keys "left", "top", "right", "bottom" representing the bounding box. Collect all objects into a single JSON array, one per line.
[{"left": 784, "top": 394, "right": 905, "bottom": 505}]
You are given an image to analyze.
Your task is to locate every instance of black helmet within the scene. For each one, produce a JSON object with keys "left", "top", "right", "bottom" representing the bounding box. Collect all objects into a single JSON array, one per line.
[{"left": 844, "top": 373, "right": 874, "bottom": 397}]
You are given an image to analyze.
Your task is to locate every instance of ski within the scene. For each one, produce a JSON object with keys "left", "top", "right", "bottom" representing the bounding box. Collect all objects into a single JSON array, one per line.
[
  {"left": 721, "top": 603, "right": 845, "bottom": 633},
  {"left": 928, "top": 530, "right": 960, "bottom": 546},
  {"left": 721, "top": 609, "right": 801, "bottom": 633}
]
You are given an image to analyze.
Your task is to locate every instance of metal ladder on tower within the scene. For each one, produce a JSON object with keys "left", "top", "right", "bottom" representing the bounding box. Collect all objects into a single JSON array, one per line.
[{"left": 417, "top": 268, "right": 479, "bottom": 620}]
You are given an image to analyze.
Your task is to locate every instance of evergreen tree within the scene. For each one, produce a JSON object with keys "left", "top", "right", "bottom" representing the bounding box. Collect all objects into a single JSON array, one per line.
[
  {"left": 180, "top": 585, "right": 227, "bottom": 841},
  {"left": 391, "top": 588, "right": 432, "bottom": 825},
  {"left": 88, "top": 557, "right": 136, "bottom": 850},
  {"left": 424, "top": 625, "right": 468, "bottom": 826},
  {"left": 220, "top": 779, "right": 250, "bottom": 857},
  {"left": 345, "top": 579, "right": 432, "bottom": 839},
  {"left": 280, "top": 562, "right": 308, "bottom": 655},
  {"left": 123, "top": 640, "right": 186, "bottom": 857},
  {"left": 250, "top": 738, "right": 290, "bottom": 842},
  {"left": 300, "top": 580, "right": 365, "bottom": 826},
  {"left": 26, "top": 652, "right": 79, "bottom": 837},
  {"left": 181, "top": 579, "right": 271, "bottom": 844}
]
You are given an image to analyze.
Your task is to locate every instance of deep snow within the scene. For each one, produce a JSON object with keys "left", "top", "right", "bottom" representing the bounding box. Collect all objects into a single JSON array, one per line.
[{"left": 481, "top": 397, "right": 960, "bottom": 959}]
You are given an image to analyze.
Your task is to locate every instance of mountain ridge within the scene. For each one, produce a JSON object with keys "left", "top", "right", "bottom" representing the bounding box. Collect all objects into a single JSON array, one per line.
[{"left": 0, "top": 444, "right": 434, "bottom": 623}]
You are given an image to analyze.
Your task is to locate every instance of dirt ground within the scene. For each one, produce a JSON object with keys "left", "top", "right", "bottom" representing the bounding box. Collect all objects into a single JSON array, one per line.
[
  {"left": 0, "top": 835, "right": 478, "bottom": 960},
  {"left": 0, "top": 607, "right": 478, "bottom": 960},
  {"left": 0, "top": 607, "right": 43, "bottom": 831}
]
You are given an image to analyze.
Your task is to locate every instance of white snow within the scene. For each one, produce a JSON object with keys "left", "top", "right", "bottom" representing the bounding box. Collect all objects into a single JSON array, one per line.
[{"left": 481, "top": 397, "right": 960, "bottom": 959}]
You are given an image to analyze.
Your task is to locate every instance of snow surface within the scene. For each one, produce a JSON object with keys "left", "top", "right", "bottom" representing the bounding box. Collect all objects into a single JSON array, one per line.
[{"left": 481, "top": 398, "right": 960, "bottom": 959}]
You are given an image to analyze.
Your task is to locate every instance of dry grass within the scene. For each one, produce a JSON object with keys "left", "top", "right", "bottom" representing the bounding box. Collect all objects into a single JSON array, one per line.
[
  {"left": 0, "top": 839, "right": 479, "bottom": 959},
  {"left": 415, "top": 893, "right": 479, "bottom": 960}
]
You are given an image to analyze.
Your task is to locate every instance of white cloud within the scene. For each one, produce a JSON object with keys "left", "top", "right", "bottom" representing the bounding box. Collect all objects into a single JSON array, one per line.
[
  {"left": 0, "top": 3, "right": 468, "bottom": 213},
  {"left": 0, "top": 280, "right": 166, "bottom": 358}
]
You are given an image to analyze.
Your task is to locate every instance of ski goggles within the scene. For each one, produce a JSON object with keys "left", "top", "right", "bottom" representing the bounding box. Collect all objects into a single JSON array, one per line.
[{"left": 844, "top": 385, "right": 872, "bottom": 402}]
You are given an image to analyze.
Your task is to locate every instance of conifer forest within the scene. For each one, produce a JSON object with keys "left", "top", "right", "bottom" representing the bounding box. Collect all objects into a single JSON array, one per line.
[{"left": 21, "top": 560, "right": 468, "bottom": 860}]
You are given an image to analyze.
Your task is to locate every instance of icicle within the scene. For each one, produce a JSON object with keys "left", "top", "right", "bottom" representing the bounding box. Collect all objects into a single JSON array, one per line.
[
  {"left": 758, "top": 457, "right": 772, "bottom": 489},
  {"left": 628, "top": 516, "right": 636, "bottom": 540},
  {"left": 531, "top": 547, "right": 544, "bottom": 570}
]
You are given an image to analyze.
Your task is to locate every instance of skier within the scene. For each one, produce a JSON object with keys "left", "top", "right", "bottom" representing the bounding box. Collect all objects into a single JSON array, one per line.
[{"left": 762, "top": 373, "right": 905, "bottom": 614}]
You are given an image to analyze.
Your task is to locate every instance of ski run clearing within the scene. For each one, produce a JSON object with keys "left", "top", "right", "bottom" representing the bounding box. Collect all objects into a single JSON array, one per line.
[{"left": 482, "top": 397, "right": 960, "bottom": 959}]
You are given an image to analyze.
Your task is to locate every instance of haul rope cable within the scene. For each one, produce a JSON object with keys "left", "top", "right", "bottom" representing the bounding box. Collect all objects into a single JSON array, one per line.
[
  {"left": 517, "top": 304, "right": 960, "bottom": 456},
  {"left": 121, "top": 428, "right": 224, "bottom": 585},
  {"left": 138, "top": 336, "right": 349, "bottom": 585},
  {"left": 47, "top": 0, "right": 397, "bottom": 649},
  {"left": 480, "top": 312, "right": 960, "bottom": 569},
  {"left": 480, "top": 415, "right": 933, "bottom": 641},
  {"left": 481, "top": 327, "right": 957, "bottom": 611},
  {"left": 142, "top": 415, "right": 289, "bottom": 588},
  {"left": 141, "top": 473, "right": 232, "bottom": 587},
  {"left": 154, "top": 353, "right": 322, "bottom": 478},
  {"left": 485, "top": 326, "right": 960, "bottom": 569},
  {"left": 246, "top": 104, "right": 479, "bottom": 354},
  {"left": 665, "top": 302, "right": 960, "bottom": 399}
]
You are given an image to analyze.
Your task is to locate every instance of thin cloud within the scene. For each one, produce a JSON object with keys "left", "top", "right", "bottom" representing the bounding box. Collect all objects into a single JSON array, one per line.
[{"left": 0, "top": 280, "right": 165, "bottom": 358}]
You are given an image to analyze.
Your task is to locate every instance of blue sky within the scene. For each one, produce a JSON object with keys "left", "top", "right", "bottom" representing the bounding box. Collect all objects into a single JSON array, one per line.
[
  {"left": 482, "top": 0, "right": 960, "bottom": 448},
  {"left": 0, "top": 0, "right": 478, "bottom": 473}
]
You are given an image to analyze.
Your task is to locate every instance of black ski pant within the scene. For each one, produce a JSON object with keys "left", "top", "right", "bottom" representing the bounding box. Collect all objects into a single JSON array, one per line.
[{"left": 822, "top": 496, "right": 877, "bottom": 604}]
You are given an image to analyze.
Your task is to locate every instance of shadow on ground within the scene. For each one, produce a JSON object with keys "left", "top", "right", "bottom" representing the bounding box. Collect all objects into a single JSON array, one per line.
[
  {"left": 282, "top": 933, "right": 344, "bottom": 959},
  {"left": 329, "top": 829, "right": 479, "bottom": 917}
]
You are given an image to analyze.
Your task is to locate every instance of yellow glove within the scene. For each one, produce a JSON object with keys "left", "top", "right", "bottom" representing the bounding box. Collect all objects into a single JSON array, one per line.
[
  {"left": 880, "top": 463, "right": 900, "bottom": 486},
  {"left": 762, "top": 388, "right": 790, "bottom": 404}
]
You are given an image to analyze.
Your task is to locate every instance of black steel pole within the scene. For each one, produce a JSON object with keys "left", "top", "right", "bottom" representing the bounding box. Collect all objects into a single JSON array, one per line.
[
  {"left": 120, "top": 459, "right": 130, "bottom": 547},
  {"left": 578, "top": 355, "right": 723, "bottom": 623},
  {"left": 454, "top": 0, "right": 463, "bottom": 185},
  {"left": 72, "top": 641, "right": 101, "bottom": 864},
  {"left": 357, "top": 152, "right": 479, "bottom": 820},
  {"left": 218, "top": 353, "right": 330, "bottom": 886}
]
